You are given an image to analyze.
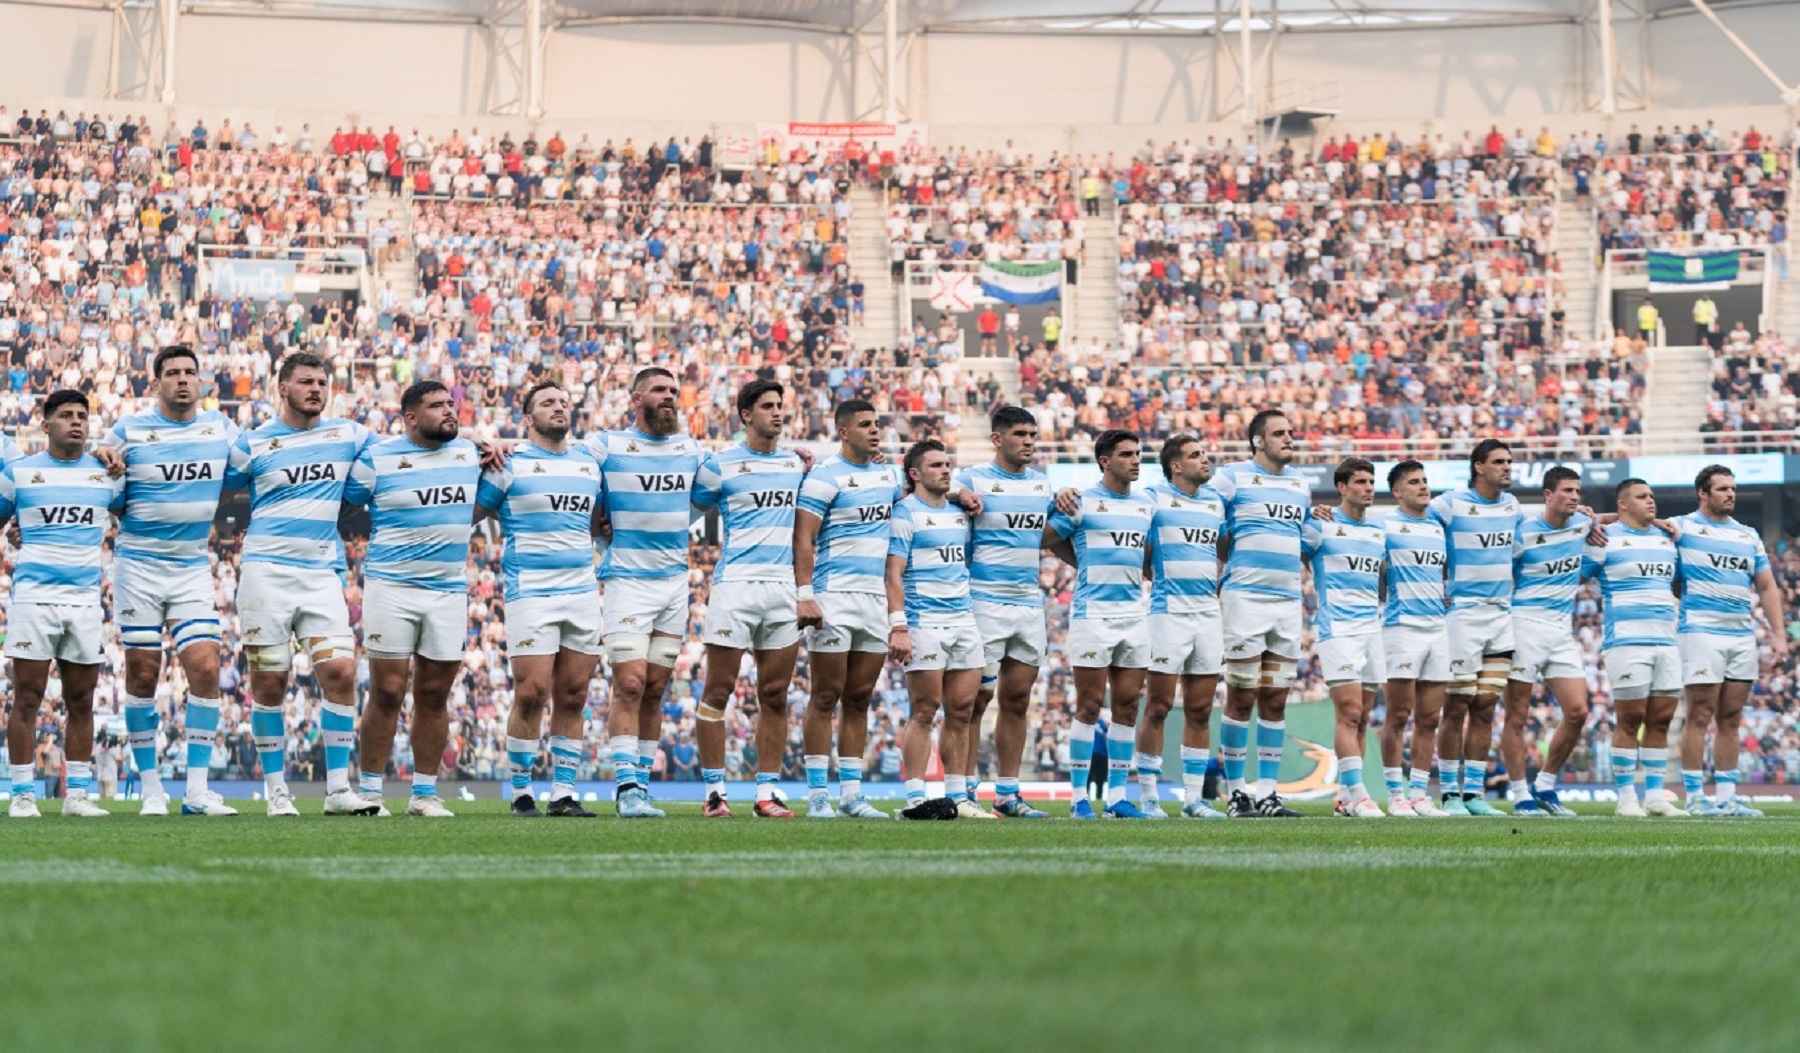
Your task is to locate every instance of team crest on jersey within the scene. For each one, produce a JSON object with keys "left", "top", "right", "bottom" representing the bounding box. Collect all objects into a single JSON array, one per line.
[
  {"left": 518, "top": 638, "right": 534, "bottom": 647},
  {"left": 13, "top": 642, "right": 27, "bottom": 651},
  {"left": 1096, "top": 501, "right": 1108, "bottom": 512},
  {"left": 1534, "top": 535, "right": 1543, "bottom": 545},
  {"left": 717, "top": 628, "right": 733, "bottom": 637},
  {"left": 1336, "top": 526, "right": 1346, "bottom": 536},
  {"left": 398, "top": 458, "right": 413, "bottom": 470},
  {"left": 88, "top": 474, "right": 105, "bottom": 483},
  {"left": 245, "top": 627, "right": 263, "bottom": 638},
  {"left": 627, "top": 441, "right": 640, "bottom": 452},
  {"left": 1081, "top": 651, "right": 1098, "bottom": 660},
  {"left": 533, "top": 463, "right": 546, "bottom": 474},
  {"left": 1034, "top": 484, "right": 1045, "bottom": 492},
  {"left": 737, "top": 463, "right": 751, "bottom": 474},
  {"left": 146, "top": 431, "right": 159, "bottom": 442},
  {"left": 120, "top": 608, "right": 136, "bottom": 617},
  {"left": 991, "top": 483, "right": 1002, "bottom": 493},
  {"left": 1398, "top": 661, "right": 1414, "bottom": 671},
  {"left": 30, "top": 472, "right": 42, "bottom": 483},
  {"left": 368, "top": 633, "right": 382, "bottom": 642},
  {"left": 783, "top": 461, "right": 797, "bottom": 470},
  {"left": 1697, "top": 526, "right": 1710, "bottom": 536},
  {"left": 1252, "top": 475, "right": 1263, "bottom": 484},
  {"left": 1399, "top": 524, "right": 1410, "bottom": 533},
  {"left": 847, "top": 477, "right": 859, "bottom": 488},
  {"left": 925, "top": 517, "right": 935, "bottom": 527},
  {"left": 269, "top": 439, "right": 282, "bottom": 451},
  {"left": 580, "top": 465, "right": 594, "bottom": 476},
  {"left": 199, "top": 427, "right": 216, "bottom": 436},
  {"left": 454, "top": 453, "right": 468, "bottom": 462}
]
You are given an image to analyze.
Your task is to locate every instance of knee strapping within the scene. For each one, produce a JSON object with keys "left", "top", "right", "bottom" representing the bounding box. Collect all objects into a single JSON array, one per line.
[
  {"left": 120, "top": 623, "right": 163, "bottom": 650},
  {"left": 646, "top": 636, "right": 682, "bottom": 668},
  {"left": 1260, "top": 658, "right": 1297, "bottom": 689},
  {"left": 1477, "top": 656, "right": 1511, "bottom": 693},
  {"left": 308, "top": 636, "right": 356, "bottom": 664},
  {"left": 1225, "top": 659, "right": 1262, "bottom": 689},
  {"left": 246, "top": 645, "right": 293, "bottom": 673},
  {"left": 696, "top": 702, "right": 726, "bottom": 722},
  {"left": 173, "top": 619, "right": 222, "bottom": 653}
]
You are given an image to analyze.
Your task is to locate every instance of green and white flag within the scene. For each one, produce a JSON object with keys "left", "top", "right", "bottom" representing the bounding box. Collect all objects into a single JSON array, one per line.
[
  {"left": 979, "top": 260, "right": 1061, "bottom": 305},
  {"left": 1647, "top": 250, "right": 1738, "bottom": 292}
]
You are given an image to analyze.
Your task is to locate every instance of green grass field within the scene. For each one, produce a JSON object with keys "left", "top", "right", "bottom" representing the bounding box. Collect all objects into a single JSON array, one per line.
[{"left": 4, "top": 799, "right": 1797, "bottom": 1052}]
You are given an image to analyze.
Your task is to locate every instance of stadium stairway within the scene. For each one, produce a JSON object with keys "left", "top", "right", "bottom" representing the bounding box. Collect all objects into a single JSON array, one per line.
[
  {"left": 369, "top": 189, "right": 420, "bottom": 310},
  {"left": 848, "top": 185, "right": 901, "bottom": 351},
  {"left": 1778, "top": 264, "right": 1800, "bottom": 339},
  {"left": 1644, "top": 344, "right": 1713, "bottom": 449},
  {"left": 1070, "top": 197, "right": 1121, "bottom": 349},
  {"left": 1555, "top": 192, "right": 1599, "bottom": 342}
]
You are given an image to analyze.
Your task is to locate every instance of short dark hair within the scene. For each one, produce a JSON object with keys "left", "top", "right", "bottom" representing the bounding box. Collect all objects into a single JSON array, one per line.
[
  {"left": 1695, "top": 464, "right": 1735, "bottom": 495},
  {"left": 401, "top": 380, "right": 450, "bottom": 416},
  {"left": 737, "top": 379, "right": 783, "bottom": 420},
  {"left": 521, "top": 381, "right": 564, "bottom": 414},
  {"left": 1159, "top": 434, "right": 1200, "bottom": 478},
  {"left": 1334, "top": 456, "right": 1375, "bottom": 487},
  {"left": 153, "top": 344, "right": 198, "bottom": 378},
  {"left": 1614, "top": 477, "right": 1650, "bottom": 499},
  {"left": 990, "top": 405, "right": 1036, "bottom": 433},
  {"left": 1387, "top": 459, "right": 1426, "bottom": 490},
  {"left": 1247, "top": 409, "right": 1287, "bottom": 453},
  {"left": 631, "top": 366, "right": 675, "bottom": 391},
  {"left": 1542, "top": 466, "right": 1582, "bottom": 493},
  {"left": 277, "top": 351, "right": 326, "bottom": 384},
  {"left": 903, "top": 438, "right": 946, "bottom": 493},
  {"left": 834, "top": 398, "right": 876, "bottom": 429},
  {"left": 1469, "top": 438, "right": 1511, "bottom": 483},
  {"left": 42, "top": 389, "right": 88, "bottom": 418},
  {"left": 1094, "top": 429, "right": 1138, "bottom": 462}
]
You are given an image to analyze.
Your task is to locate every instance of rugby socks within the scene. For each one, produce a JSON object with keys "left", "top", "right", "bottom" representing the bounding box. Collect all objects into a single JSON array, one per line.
[
  {"left": 609, "top": 735, "right": 638, "bottom": 790},
  {"left": 755, "top": 771, "right": 779, "bottom": 802},
  {"left": 320, "top": 702, "right": 357, "bottom": 794},
  {"left": 1382, "top": 766, "right": 1405, "bottom": 800},
  {"left": 549, "top": 736, "right": 580, "bottom": 801},
  {"left": 637, "top": 738, "right": 656, "bottom": 786},
  {"left": 1219, "top": 716, "right": 1250, "bottom": 793},
  {"left": 412, "top": 773, "right": 437, "bottom": 799},
  {"left": 995, "top": 776, "right": 1022, "bottom": 802},
  {"left": 838, "top": 756, "right": 864, "bottom": 804},
  {"left": 1462, "top": 761, "right": 1486, "bottom": 800},
  {"left": 945, "top": 773, "right": 968, "bottom": 802},
  {"left": 184, "top": 695, "right": 221, "bottom": 796},
  {"left": 10, "top": 763, "right": 34, "bottom": 798},
  {"left": 252, "top": 704, "right": 287, "bottom": 792},
  {"left": 1682, "top": 768, "right": 1706, "bottom": 799},
  {"left": 904, "top": 778, "right": 927, "bottom": 804},
  {"left": 1068, "top": 720, "right": 1096, "bottom": 801},
  {"left": 1438, "top": 760, "right": 1461, "bottom": 801},
  {"left": 1715, "top": 768, "right": 1739, "bottom": 802},
  {"left": 1613, "top": 748, "right": 1639, "bottom": 805},
  {"left": 358, "top": 771, "right": 383, "bottom": 796},
  {"left": 804, "top": 754, "right": 830, "bottom": 794},
  {"left": 702, "top": 767, "right": 726, "bottom": 797},
  {"left": 1337, "top": 756, "right": 1366, "bottom": 802},
  {"left": 1640, "top": 747, "right": 1669, "bottom": 797},
  {"left": 65, "top": 761, "right": 94, "bottom": 797},
  {"left": 1534, "top": 769, "right": 1559, "bottom": 794},
  {"left": 1104, "top": 723, "right": 1134, "bottom": 806},
  {"left": 967, "top": 778, "right": 982, "bottom": 804},
  {"left": 1181, "top": 747, "right": 1210, "bottom": 801},
  {"left": 1254, "top": 718, "right": 1284, "bottom": 798},
  {"left": 1409, "top": 764, "right": 1431, "bottom": 799},
  {"left": 1507, "top": 779, "right": 1530, "bottom": 803},
  {"left": 506, "top": 736, "right": 537, "bottom": 799},
  {"left": 1135, "top": 752, "right": 1163, "bottom": 803},
  {"left": 124, "top": 694, "right": 162, "bottom": 795}
]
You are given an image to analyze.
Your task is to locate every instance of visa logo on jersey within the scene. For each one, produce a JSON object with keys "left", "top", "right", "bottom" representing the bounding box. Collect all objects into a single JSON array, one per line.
[
  {"left": 749, "top": 491, "right": 796, "bottom": 510},
  {"left": 1632, "top": 562, "right": 1676, "bottom": 579},
  {"left": 1707, "top": 554, "right": 1753, "bottom": 573},
  {"left": 40, "top": 506, "right": 97, "bottom": 525},
  {"left": 1002, "top": 513, "right": 1046, "bottom": 530},
  {"left": 934, "top": 545, "right": 966, "bottom": 563},
  {"left": 1345, "top": 556, "right": 1383, "bottom": 574},
  {"left": 157, "top": 463, "right": 216, "bottom": 482},
  {"left": 1408, "top": 551, "right": 1447, "bottom": 567},
  {"left": 1262, "top": 504, "right": 1303, "bottom": 522},
  {"left": 856, "top": 505, "right": 892, "bottom": 524},
  {"left": 1179, "top": 527, "right": 1219, "bottom": 545},
  {"left": 548, "top": 494, "right": 593, "bottom": 514},
  {"left": 1543, "top": 556, "right": 1582, "bottom": 575},
  {"left": 417, "top": 486, "right": 470, "bottom": 506},
  {"left": 1108, "top": 531, "right": 1146, "bottom": 548},
  {"left": 282, "top": 464, "right": 338, "bottom": 485},
  {"left": 1475, "top": 532, "right": 1513, "bottom": 547},
  {"left": 636, "top": 474, "right": 688, "bottom": 493}
]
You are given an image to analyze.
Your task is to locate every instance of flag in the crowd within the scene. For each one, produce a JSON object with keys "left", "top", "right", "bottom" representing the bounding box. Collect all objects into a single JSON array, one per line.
[
  {"left": 1647, "top": 250, "right": 1739, "bottom": 291},
  {"left": 978, "top": 260, "right": 1061, "bottom": 305}
]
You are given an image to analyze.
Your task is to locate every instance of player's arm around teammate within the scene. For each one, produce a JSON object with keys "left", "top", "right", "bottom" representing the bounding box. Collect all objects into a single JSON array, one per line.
[{"left": 1305, "top": 459, "right": 1387, "bottom": 818}]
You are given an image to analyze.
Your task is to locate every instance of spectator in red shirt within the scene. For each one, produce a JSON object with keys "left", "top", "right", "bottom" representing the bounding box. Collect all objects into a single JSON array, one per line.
[{"left": 977, "top": 306, "right": 1001, "bottom": 355}]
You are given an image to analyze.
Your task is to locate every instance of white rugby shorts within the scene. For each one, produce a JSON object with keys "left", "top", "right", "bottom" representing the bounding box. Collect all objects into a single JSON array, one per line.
[
  {"left": 702, "top": 580, "right": 799, "bottom": 651},
  {"left": 904, "top": 618, "right": 985, "bottom": 673},
  {"left": 1070, "top": 617, "right": 1150, "bottom": 670},
  {"left": 1447, "top": 603, "right": 1515, "bottom": 681},
  {"left": 1510, "top": 615, "right": 1585, "bottom": 684},
  {"left": 1317, "top": 632, "right": 1386, "bottom": 687},
  {"left": 364, "top": 579, "right": 470, "bottom": 663},
  {"left": 603, "top": 574, "right": 688, "bottom": 657},
  {"left": 806, "top": 590, "right": 889, "bottom": 655},
  {"left": 973, "top": 599, "right": 1046, "bottom": 668},
  {"left": 1383, "top": 623, "right": 1451, "bottom": 682},
  {"left": 1221, "top": 591, "right": 1302, "bottom": 662},
  {"left": 506, "top": 591, "right": 602, "bottom": 658},
  {"left": 1603, "top": 644, "right": 1682, "bottom": 699},
  {"left": 1148, "top": 606, "right": 1224, "bottom": 677},
  {"left": 237, "top": 561, "right": 353, "bottom": 647},
  {"left": 1678, "top": 632, "right": 1758, "bottom": 685},
  {"left": 114, "top": 559, "right": 218, "bottom": 638},
  {"left": 4, "top": 602, "right": 103, "bottom": 664}
]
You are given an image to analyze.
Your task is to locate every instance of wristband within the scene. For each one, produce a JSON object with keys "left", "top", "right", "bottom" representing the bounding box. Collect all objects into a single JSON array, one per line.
[
  {"left": 888, "top": 611, "right": 908, "bottom": 630},
  {"left": 796, "top": 585, "right": 815, "bottom": 601}
]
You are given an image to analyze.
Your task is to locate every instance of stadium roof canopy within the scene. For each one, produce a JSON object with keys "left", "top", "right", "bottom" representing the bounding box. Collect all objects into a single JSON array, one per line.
[{"left": 90, "top": 0, "right": 1786, "bottom": 33}]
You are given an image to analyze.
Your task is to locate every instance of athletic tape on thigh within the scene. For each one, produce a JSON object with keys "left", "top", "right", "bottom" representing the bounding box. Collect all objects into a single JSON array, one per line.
[
  {"left": 172, "top": 618, "right": 222, "bottom": 653},
  {"left": 646, "top": 635, "right": 682, "bottom": 668},
  {"left": 1477, "top": 656, "right": 1511, "bottom": 693},
  {"left": 120, "top": 623, "right": 163, "bottom": 650},
  {"left": 606, "top": 633, "right": 651, "bottom": 665},
  {"left": 981, "top": 662, "right": 1000, "bottom": 691},
  {"left": 246, "top": 644, "right": 293, "bottom": 672},
  {"left": 308, "top": 636, "right": 357, "bottom": 664},
  {"left": 1259, "top": 658, "right": 1297, "bottom": 689},
  {"left": 696, "top": 703, "right": 726, "bottom": 722},
  {"left": 1225, "top": 659, "right": 1262, "bottom": 688}
]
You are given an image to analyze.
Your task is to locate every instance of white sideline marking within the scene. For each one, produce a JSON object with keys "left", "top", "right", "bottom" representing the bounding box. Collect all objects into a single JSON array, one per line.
[{"left": 4, "top": 844, "right": 1800, "bottom": 885}]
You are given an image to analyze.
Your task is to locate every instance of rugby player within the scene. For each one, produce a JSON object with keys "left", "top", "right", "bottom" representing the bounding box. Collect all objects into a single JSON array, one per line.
[
  {"left": 1427, "top": 440, "right": 1519, "bottom": 817},
  {"left": 475, "top": 383, "right": 604, "bottom": 818},
  {"left": 345, "top": 381, "right": 481, "bottom": 818},
  {"left": 1379, "top": 460, "right": 1450, "bottom": 818},
  {"left": 1138, "top": 435, "right": 1228, "bottom": 820},
  {"left": 3, "top": 391, "right": 124, "bottom": 818},
  {"left": 795, "top": 399, "right": 899, "bottom": 820},
  {"left": 1675, "top": 465, "right": 1785, "bottom": 817},
  {"left": 1303, "top": 458, "right": 1386, "bottom": 818},
  {"left": 1586, "top": 478, "right": 1689, "bottom": 818},
  {"left": 101, "top": 345, "right": 239, "bottom": 817},
  {"left": 1044, "top": 429, "right": 1155, "bottom": 820},
  {"left": 952, "top": 406, "right": 1052, "bottom": 818},
  {"left": 692, "top": 380, "right": 808, "bottom": 818},
  {"left": 225, "top": 352, "right": 377, "bottom": 817},
  {"left": 1503, "top": 466, "right": 1591, "bottom": 817},
  {"left": 1210, "top": 410, "right": 1308, "bottom": 819},
  {"left": 887, "top": 440, "right": 990, "bottom": 819}
]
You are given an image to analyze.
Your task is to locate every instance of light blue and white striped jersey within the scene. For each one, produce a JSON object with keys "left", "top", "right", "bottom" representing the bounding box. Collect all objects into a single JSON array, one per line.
[
  {"left": 1303, "top": 514, "right": 1385, "bottom": 639},
  {"left": 344, "top": 436, "right": 481, "bottom": 593},
  {"left": 225, "top": 417, "right": 374, "bottom": 571},
  {"left": 1428, "top": 488, "right": 1522, "bottom": 607},
  {"left": 953, "top": 461, "right": 1052, "bottom": 607},
  {"left": 586, "top": 428, "right": 701, "bottom": 581},
  {"left": 691, "top": 444, "right": 805, "bottom": 585},
  {"left": 1147, "top": 482, "right": 1224, "bottom": 614},
  {"left": 1512, "top": 513, "right": 1592, "bottom": 624},
  {"left": 102, "top": 408, "right": 236, "bottom": 566},
  {"left": 1674, "top": 511, "right": 1770, "bottom": 637},
  {"left": 1209, "top": 460, "right": 1310, "bottom": 600},
  {"left": 1048, "top": 484, "right": 1153, "bottom": 620},
  {"left": 475, "top": 442, "right": 601, "bottom": 602},
  {"left": 799, "top": 454, "right": 900, "bottom": 595},
  {"left": 1584, "top": 523, "right": 1680, "bottom": 649},
  {"left": 0, "top": 453, "right": 124, "bottom": 605},
  {"left": 1382, "top": 511, "right": 1447, "bottom": 630},
  {"left": 887, "top": 495, "right": 973, "bottom": 627},
  {"left": 1, "top": 433, "right": 24, "bottom": 466}
]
